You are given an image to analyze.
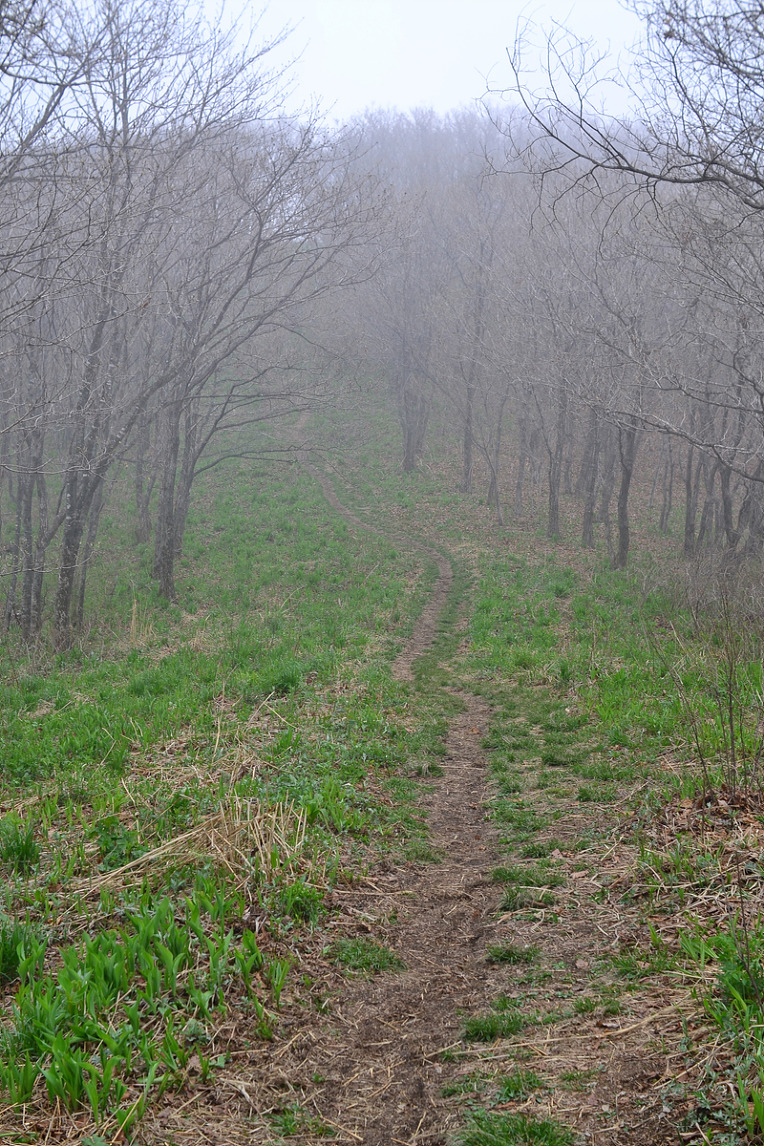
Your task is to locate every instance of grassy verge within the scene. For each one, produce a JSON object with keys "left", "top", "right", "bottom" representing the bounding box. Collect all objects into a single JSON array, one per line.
[
  {"left": 443, "top": 536, "right": 764, "bottom": 1142},
  {"left": 0, "top": 451, "right": 454, "bottom": 1141},
  {"left": 325, "top": 393, "right": 764, "bottom": 1142},
  {"left": 5, "top": 388, "right": 764, "bottom": 1144}
]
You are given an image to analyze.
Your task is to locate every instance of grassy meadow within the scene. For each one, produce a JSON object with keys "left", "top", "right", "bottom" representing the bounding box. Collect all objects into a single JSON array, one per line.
[{"left": 0, "top": 397, "right": 763, "bottom": 1143}]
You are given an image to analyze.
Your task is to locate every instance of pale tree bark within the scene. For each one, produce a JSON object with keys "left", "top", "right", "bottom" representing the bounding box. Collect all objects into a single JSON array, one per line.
[
  {"left": 0, "top": 0, "right": 363, "bottom": 641},
  {"left": 546, "top": 383, "right": 568, "bottom": 540}
]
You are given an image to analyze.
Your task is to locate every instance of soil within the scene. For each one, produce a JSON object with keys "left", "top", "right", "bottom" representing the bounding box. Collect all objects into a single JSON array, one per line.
[
  {"left": 273, "top": 447, "right": 512, "bottom": 1143},
  {"left": 0, "top": 434, "right": 744, "bottom": 1146},
  {"left": 126, "top": 445, "right": 708, "bottom": 1146},
  {"left": 305, "top": 691, "right": 499, "bottom": 1145},
  {"left": 225, "top": 448, "right": 691, "bottom": 1146},
  {"left": 26, "top": 440, "right": 704, "bottom": 1146}
]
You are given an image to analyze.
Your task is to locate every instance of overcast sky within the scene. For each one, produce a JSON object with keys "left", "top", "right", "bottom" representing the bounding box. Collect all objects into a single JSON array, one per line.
[{"left": 247, "top": 1, "right": 644, "bottom": 121}]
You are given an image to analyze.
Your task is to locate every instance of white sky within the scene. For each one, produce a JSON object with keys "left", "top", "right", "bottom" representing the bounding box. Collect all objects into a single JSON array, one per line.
[{"left": 244, "top": 0, "right": 644, "bottom": 122}]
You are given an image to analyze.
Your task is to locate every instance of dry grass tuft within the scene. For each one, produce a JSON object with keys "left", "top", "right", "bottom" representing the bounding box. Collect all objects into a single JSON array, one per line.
[{"left": 79, "top": 796, "right": 308, "bottom": 894}]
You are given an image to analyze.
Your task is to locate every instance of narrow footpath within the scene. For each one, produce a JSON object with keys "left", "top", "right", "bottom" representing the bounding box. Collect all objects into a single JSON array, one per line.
[{"left": 289, "top": 443, "right": 515, "bottom": 1145}]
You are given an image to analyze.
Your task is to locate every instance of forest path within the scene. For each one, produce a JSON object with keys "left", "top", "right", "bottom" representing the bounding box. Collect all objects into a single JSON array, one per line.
[
  {"left": 308, "top": 691, "right": 503, "bottom": 1146},
  {"left": 283, "top": 438, "right": 683, "bottom": 1146},
  {"left": 291, "top": 436, "right": 511, "bottom": 1144},
  {"left": 296, "top": 438, "right": 452, "bottom": 683}
]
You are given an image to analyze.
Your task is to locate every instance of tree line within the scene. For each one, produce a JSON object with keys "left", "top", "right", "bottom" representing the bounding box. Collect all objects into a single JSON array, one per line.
[
  {"left": 0, "top": 0, "right": 374, "bottom": 645},
  {"left": 2, "top": 0, "right": 764, "bottom": 646},
  {"left": 339, "top": 3, "right": 764, "bottom": 575}
]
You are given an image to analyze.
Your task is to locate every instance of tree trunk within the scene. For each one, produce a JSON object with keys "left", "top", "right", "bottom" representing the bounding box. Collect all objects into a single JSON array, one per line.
[
  {"left": 153, "top": 403, "right": 182, "bottom": 601},
  {"left": 74, "top": 478, "right": 105, "bottom": 630},
  {"left": 580, "top": 415, "right": 600, "bottom": 549},
  {"left": 174, "top": 399, "right": 200, "bottom": 557},
  {"left": 29, "top": 473, "right": 49, "bottom": 636},
  {"left": 576, "top": 412, "right": 598, "bottom": 497},
  {"left": 514, "top": 416, "right": 529, "bottom": 517},
  {"left": 696, "top": 463, "right": 718, "bottom": 551},
  {"left": 487, "top": 448, "right": 504, "bottom": 527},
  {"left": 739, "top": 465, "right": 764, "bottom": 558},
  {"left": 547, "top": 387, "right": 568, "bottom": 540},
  {"left": 548, "top": 443, "right": 563, "bottom": 538},
  {"left": 54, "top": 486, "right": 89, "bottom": 647},
  {"left": 683, "top": 446, "right": 703, "bottom": 557},
  {"left": 659, "top": 439, "right": 674, "bottom": 534},
  {"left": 3, "top": 488, "right": 22, "bottom": 633},
  {"left": 462, "top": 382, "right": 474, "bottom": 493},
  {"left": 134, "top": 411, "right": 154, "bottom": 544},
  {"left": 613, "top": 419, "right": 638, "bottom": 571},
  {"left": 562, "top": 425, "right": 573, "bottom": 495},
  {"left": 719, "top": 462, "right": 739, "bottom": 549},
  {"left": 485, "top": 391, "right": 509, "bottom": 527},
  {"left": 397, "top": 377, "right": 428, "bottom": 473},
  {"left": 597, "top": 433, "right": 616, "bottom": 561},
  {"left": 18, "top": 472, "right": 35, "bottom": 639}
]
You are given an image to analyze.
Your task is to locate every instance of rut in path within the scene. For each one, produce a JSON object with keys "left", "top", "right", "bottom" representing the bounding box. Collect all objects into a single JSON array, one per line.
[
  {"left": 310, "top": 693, "right": 512, "bottom": 1146},
  {"left": 296, "top": 454, "right": 511, "bottom": 1145}
]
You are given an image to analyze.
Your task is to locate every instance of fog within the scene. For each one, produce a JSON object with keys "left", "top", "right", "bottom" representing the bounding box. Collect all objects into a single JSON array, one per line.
[{"left": 2, "top": 0, "right": 764, "bottom": 645}]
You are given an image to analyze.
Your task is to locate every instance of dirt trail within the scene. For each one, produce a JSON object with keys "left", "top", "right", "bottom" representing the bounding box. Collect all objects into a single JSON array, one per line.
[
  {"left": 134, "top": 437, "right": 683, "bottom": 1146},
  {"left": 298, "top": 447, "right": 452, "bottom": 683},
  {"left": 237, "top": 438, "right": 685, "bottom": 1146},
  {"left": 292, "top": 447, "right": 509, "bottom": 1144},
  {"left": 308, "top": 692, "right": 509, "bottom": 1145}
]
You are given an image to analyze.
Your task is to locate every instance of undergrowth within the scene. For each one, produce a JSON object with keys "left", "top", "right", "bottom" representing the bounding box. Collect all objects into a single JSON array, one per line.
[
  {"left": 0, "top": 446, "right": 454, "bottom": 1137},
  {"left": 6, "top": 394, "right": 764, "bottom": 1143}
]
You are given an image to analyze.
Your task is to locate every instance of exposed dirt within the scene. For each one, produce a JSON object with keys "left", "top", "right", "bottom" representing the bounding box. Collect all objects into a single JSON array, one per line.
[
  {"left": 306, "top": 690, "right": 504, "bottom": 1145},
  {"left": 291, "top": 445, "right": 504, "bottom": 1143},
  {"left": 133, "top": 449, "right": 701, "bottom": 1146},
  {"left": 0, "top": 441, "right": 742, "bottom": 1146},
  {"left": 270, "top": 452, "right": 696, "bottom": 1146}
]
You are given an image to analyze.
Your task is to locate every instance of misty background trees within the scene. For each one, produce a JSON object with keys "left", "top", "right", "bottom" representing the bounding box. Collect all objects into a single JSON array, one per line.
[
  {"left": 3, "top": 0, "right": 764, "bottom": 646},
  {"left": 0, "top": 0, "right": 375, "bottom": 644}
]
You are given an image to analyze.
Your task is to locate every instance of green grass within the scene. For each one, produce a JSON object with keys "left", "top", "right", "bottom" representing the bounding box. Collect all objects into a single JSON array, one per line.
[
  {"left": 520, "top": 840, "right": 564, "bottom": 859},
  {"left": 458, "top": 1111, "right": 574, "bottom": 1145},
  {"left": 491, "top": 864, "right": 565, "bottom": 889},
  {"left": 0, "top": 917, "right": 42, "bottom": 984},
  {"left": 4, "top": 393, "right": 764, "bottom": 1142},
  {"left": 441, "top": 1072, "right": 487, "bottom": 1098},
  {"left": 499, "top": 887, "right": 555, "bottom": 911},
  {"left": 486, "top": 942, "right": 539, "bottom": 965},
  {"left": 463, "top": 550, "right": 692, "bottom": 780},
  {"left": 315, "top": 398, "right": 764, "bottom": 1143},
  {"left": 611, "top": 935, "right": 679, "bottom": 980},
  {"left": 0, "top": 438, "right": 457, "bottom": 1136},
  {"left": 496, "top": 1069, "right": 545, "bottom": 1101},
  {"left": 0, "top": 817, "right": 40, "bottom": 874},
  {"left": 559, "top": 1067, "right": 601, "bottom": 1091},
  {"left": 405, "top": 839, "right": 445, "bottom": 863},
  {"left": 463, "top": 995, "right": 530, "bottom": 1042},
  {"left": 463, "top": 1011, "right": 527, "bottom": 1042},
  {"left": 268, "top": 1101, "right": 333, "bottom": 1138},
  {"left": 327, "top": 938, "right": 405, "bottom": 975}
]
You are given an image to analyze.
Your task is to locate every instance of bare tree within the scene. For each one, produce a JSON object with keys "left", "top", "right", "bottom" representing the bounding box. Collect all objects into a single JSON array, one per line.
[
  {"left": 492, "top": 4, "right": 764, "bottom": 542},
  {"left": 498, "top": 3, "right": 764, "bottom": 209},
  {"left": 0, "top": 0, "right": 377, "bottom": 641}
]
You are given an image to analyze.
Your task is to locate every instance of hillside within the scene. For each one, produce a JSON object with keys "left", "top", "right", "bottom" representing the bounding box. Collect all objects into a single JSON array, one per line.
[{"left": 0, "top": 399, "right": 761, "bottom": 1146}]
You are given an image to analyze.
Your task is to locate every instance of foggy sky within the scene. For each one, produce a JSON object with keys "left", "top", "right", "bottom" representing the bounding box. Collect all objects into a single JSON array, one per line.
[{"left": 246, "top": 0, "right": 642, "bottom": 121}]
